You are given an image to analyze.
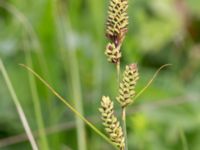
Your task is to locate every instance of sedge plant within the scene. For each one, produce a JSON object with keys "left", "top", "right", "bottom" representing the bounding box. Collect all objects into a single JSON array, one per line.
[
  {"left": 99, "top": 0, "right": 136, "bottom": 149},
  {"left": 4, "top": 0, "right": 170, "bottom": 149},
  {"left": 100, "top": 1, "right": 170, "bottom": 150}
]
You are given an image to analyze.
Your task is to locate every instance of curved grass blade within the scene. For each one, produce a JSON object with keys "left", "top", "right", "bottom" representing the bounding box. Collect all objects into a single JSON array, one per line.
[
  {"left": 135, "top": 64, "right": 172, "bottom": 100},
  {"left": 20, "top": 64, "right": 118, "bottom": 149}
]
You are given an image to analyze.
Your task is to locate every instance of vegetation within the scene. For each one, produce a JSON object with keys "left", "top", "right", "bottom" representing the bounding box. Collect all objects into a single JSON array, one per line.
[{"left": 0, "top": 0, "right": 200, "bottom": 149}]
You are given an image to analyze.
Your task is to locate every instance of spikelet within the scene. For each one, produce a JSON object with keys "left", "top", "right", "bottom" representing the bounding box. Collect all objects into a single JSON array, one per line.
[
  {"left": 116, "top": 64, "right": 139, "bottom": 107},
  {"left": 105, "top": 0, "right": 128, "bottom": 64},
  {"left": 105, "top": 42, "right": 121, "bottom": 63},
  {"left": 99, "top": 96, "right": 125, "bottom": 149},
  {"left": 106, "top": 0, "right": 129, "bottom": 46}
]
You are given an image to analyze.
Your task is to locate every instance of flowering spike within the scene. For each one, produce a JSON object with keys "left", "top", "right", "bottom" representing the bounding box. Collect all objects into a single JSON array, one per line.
[
  {"left": 99, "top": 96, "right": 125, "bottom": 148},
  {"left": 116, "top": 64, "right": 139, "bottom": 107}
]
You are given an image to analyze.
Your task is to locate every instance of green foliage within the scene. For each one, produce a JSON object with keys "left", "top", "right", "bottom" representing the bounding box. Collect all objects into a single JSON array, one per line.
[{"left": 0, "top": 0, "right": 200, "bottom": 149}]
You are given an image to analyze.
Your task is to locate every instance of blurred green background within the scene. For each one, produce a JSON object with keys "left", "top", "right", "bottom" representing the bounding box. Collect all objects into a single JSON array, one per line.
[{"left": 0, "top": 0, "right": 200, "bottom": 149}]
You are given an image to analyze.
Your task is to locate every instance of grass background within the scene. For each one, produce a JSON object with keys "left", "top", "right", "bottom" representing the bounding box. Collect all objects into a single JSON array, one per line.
[{"left": 0, "top": 0, "right": 200, "bottom": 149}]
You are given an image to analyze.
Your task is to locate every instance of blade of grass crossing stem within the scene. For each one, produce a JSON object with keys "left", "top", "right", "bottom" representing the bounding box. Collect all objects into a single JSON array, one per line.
[
  {"left": 20, "top": 64, "right": 118, "bottom": 149},
  {"left": 67, "top": 49, "right": 87, "bottom": 150},
  {"left": 0, "top": 59, "right": 38, "bottom": 150},
  {"left": 87, "top": 1, "right": 105, "bottom": 148},
  {"left": 49, "top": 1, "right": 68, "bottom": 149},
  {"left": 23, "top": 34, "right": 49, "bottom": 150}
]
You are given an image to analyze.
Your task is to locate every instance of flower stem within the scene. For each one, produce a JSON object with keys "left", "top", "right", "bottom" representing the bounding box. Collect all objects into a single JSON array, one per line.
[
  {"left": 122, "top": 107, "right": 128, "bottom": 150},
  {"left": 116, "top": 62, "right": 120, "bottom": 83}
]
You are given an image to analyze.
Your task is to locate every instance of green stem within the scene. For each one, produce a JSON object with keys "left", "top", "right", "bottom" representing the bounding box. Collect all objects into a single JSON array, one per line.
[
  {"left": 0, "top": 59, "right": 38, "bottom": 150},
  {"left": 122, "top": 107, "right": 128, "bottom": 150},
  {"left": 23, "top": 33, "right": 49, "bottom": 150},
  {"left": 53, "top": 1, "right": 87, "bottom": 149},
  {"left": 68, "top": 49, "right": 87, "bottom": 150},
  {"left": 0, "top": 1, "right": 52, "bottom": 104},
  {"left": 116, "top": 62, "right": 120, "bottom": 83},
  {"left": 180, "top": 129, "right": 188, "bottom": 150},
  {"left": 117, "top": 62, "right": 128, "bottom": 150}
]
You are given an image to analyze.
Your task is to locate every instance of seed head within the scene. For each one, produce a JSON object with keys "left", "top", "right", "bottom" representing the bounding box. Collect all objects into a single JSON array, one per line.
[
  {"left": 99, "top": 96, "right": 125, "bottom": 148},
  {"left": 116, "top": 64, "right": 139, "bottom": 107},
  {"left": 106, "top": 0, "right": 129, "bottom": 46}
]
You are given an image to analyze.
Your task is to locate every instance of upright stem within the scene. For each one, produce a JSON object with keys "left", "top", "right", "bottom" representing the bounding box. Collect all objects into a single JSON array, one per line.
[
  {"left": 53, "top": 1, "right": 87, "bottom": 149},
  {"left": 68, "top": 49, "right": 87, "bottom": 150},
  {"left": 122, "top": 107, "right": 128, "bottom": 150},
  {"left": 116, "top": 61, "right": 120, "bottom": 83},
  {"left": 180, "top": 128, "right": 188, "bottom": 150},
  {"left": 0, "top": 59, "right": 38, "bottom": 150},
  {"left": 117, "top": 62, "right": 128, "bottom": 149},
  {"left": 23, "top": 32, "right": 49, "bottom": 150}
]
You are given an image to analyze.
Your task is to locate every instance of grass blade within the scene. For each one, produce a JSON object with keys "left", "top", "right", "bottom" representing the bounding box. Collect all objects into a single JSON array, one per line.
[
  {"left": 0, "top": 59, "right": 38, "bottom": 150},
  {"left": 135, "top": 64, "right": 172, "bottom": 100},
  {"left": 23, "top": 33, "right": 49, "bottom": 150},
  {"left": 53, "top": 2, "right": 87, "bottom": 149},
  {"left": 180, "top": 128, "right": 189, "bottom": 150},
  {"left": 20, "top": 63, "right": 118, "bottom": 149}
]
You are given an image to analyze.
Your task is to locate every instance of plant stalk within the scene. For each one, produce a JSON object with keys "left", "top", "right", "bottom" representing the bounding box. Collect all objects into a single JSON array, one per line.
[
  {"left": 68, "top": 49, "right": 87, "bottom": 150},
  {"left": 0, "top": 59, "right": 38, "bottom": 150},
  {"left": 122, "top": 107, "right": 128, "bottom": 150},
  {"left": 23, "top": 33, "right": 49, "bottom": 150},
  {"left": 53, "top": 1, "right": 87, "bottom": 149},
  {"left": 116, "top": 62, "right": 120, "bottom": 83},
  {"left": 180, "top": 128, "right": 188, "bottom": 150}
]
